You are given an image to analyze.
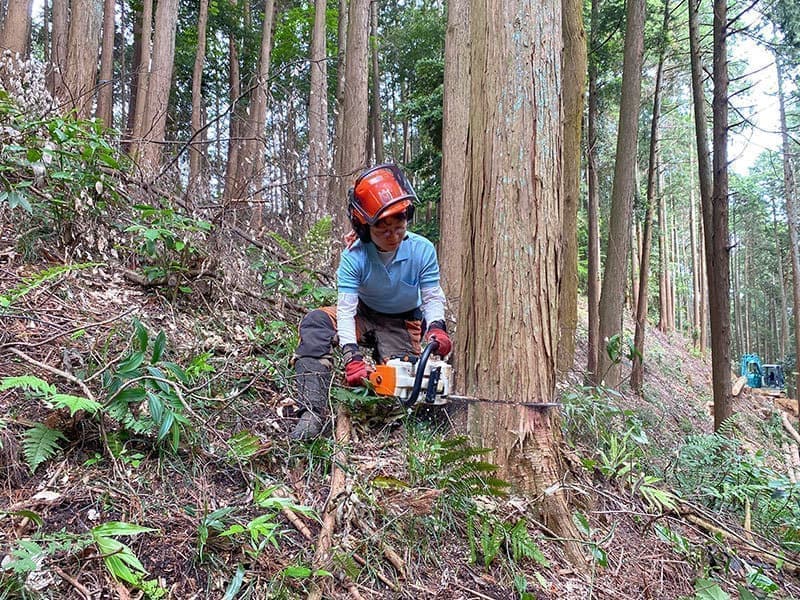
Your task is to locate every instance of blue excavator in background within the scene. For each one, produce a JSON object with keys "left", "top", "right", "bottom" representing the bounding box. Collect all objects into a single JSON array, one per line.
[{"left": 741, "top": 354, "right": 786, "bottom": 391}]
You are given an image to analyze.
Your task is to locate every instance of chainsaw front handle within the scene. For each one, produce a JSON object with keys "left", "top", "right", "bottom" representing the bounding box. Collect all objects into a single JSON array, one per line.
[{"left": 403, "top": 339, "right": 439, "bottom": 407}]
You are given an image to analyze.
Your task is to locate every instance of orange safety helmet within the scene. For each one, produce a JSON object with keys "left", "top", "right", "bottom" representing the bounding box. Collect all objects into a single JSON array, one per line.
[{"left": 348, "top": 164, "right": 416, "bottom": 242}]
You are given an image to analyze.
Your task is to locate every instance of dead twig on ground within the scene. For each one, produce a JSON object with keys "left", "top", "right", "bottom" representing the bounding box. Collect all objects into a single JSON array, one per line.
[{"left": 308, "top": 406, "right": 351, "bottom": 600}]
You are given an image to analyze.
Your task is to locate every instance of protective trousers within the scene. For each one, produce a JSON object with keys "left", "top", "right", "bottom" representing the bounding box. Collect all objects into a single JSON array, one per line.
[{"left": 290, "top": 302, "right": 423, "bottom": 440}]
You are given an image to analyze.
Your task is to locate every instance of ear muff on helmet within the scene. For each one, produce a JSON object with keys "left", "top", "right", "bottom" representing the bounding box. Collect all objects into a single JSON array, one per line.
[
  {"left": 347, "top": 164, "right": 417, "bottom": 228},
  {"left": 348, "top": 187, "right": 372, "bottom": 242}
]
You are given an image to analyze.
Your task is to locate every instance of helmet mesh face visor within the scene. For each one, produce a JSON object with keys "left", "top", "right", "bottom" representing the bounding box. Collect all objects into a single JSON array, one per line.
[{"left": 351, "top": 165, "right": 416, "bottom": 225}]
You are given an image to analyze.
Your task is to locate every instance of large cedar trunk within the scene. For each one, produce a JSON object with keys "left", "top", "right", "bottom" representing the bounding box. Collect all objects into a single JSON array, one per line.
[
  {"left": 556, "top": 0, "right": 587, "bottom": 375},
  {"left": 462, "top": 0, "right": 585, "bottom": 569},
  {"left": 596, "top": 0, "right": 645, "bottom": 387}
]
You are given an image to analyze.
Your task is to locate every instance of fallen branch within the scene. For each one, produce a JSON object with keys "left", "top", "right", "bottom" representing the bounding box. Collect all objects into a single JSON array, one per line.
[
  {"left": 682, "top": 510, "right": 800, "bottom": 572},
  {"left": 782, "top": 412, "right": 800, "bottom": 445},
  {"left": 7, "top": 347, "right": 96, "bottom": 404},
  {"left": 53, "top": 566, "right": 91, "bottom": 600},
  {"left": 307, "top": 406, "right": 351, "bottom": 600}
]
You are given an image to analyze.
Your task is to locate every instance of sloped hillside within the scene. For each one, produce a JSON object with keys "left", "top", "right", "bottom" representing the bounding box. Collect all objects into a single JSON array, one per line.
[{"left": 2, "top": 225, "right": 800, "bottom": 600}]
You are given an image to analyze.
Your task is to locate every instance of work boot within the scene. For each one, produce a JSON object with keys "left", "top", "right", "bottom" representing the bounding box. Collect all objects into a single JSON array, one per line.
[{"left": 290, "top": 357, "right": 332, "bottom": 441}]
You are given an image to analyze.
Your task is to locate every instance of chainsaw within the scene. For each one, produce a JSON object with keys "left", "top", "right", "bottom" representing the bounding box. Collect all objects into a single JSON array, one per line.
[
  {"left": 368, "top": 340, "right": 453, "bottom": 407},
  {"left": 366, "top": 340, "right": 561, "bottom": 410}
]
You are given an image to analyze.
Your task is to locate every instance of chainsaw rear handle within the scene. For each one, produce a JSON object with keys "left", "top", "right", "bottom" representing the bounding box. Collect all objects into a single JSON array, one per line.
[{"left": 404, "top": 339, "right": 439, "bottom": 407}]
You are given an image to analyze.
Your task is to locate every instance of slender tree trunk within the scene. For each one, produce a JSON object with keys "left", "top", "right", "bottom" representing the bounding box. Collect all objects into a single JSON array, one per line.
[
  {"left": 439, "top": 0, "right": 470, "bottom": 347},
  {"left": 776, "top": 54, "right": 800, "bottom": 395},
  {"left": 771, "top": 198, "right": 789, "bottom": 359},
  {"left": 699, "top": 209, "right": 708, "bottom": 353},
  {"left": 707, "top": 0, "right": 732, "bottom": 428},
  {"left": 596, "top": 0, "right": 646, "bottom": 387},
  {"left": 223, "top": 36, "right": 243, "bottom": 206},
  {"left": 49, "top": 0, "right": 68, "bottom": 94},
  {"left": 137, "top": 0, "right": 179, "bottom": 172},
  {"left": 368, "top": 0, "right": 384, "bottom": 164},
  {"left": 330, "top": 0, "right": 370, "bottom": 234},
  {"left": 0, "top": 0, "right": 32, "bottom": 57},
  {"left": 463, "top": 0, "right": 585, "bottom": 568},
  {"left": 59, "top": 0, "right": 103, "bottom": 118},
  {"left": 188, "top": 0, "right": 210, "bottom": 202},
  {"left": 130, "top": 0, "right": 153, "bottom": 155},
  {"left": 689, "top": 173, "right": 701, "bottom": 347},
  {"left": 556, "top": 0, "right": 587, "bottom": 375},
  {"left": 586, "top": 0, "right": 601, "bottom": 384},
  {"left": 307, "top": 0, "right": 329, "bottom": 228},
  {"left": 631, "top": 0, "right": 668, "bottom": 394},
  {"left": 246, "top": 0, "right": 277, "bottom": 230},
  {"left": 95, "top": 0, "right": 115, "bottom": 127}
]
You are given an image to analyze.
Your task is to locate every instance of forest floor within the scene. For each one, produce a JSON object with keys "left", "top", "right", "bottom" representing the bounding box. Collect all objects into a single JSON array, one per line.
[{"left": 2, "top": 220, "right": 800, "bottom": 599}]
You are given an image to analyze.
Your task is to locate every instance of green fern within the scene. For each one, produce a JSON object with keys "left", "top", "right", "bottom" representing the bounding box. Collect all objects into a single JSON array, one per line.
[
  {"left": 0, "top": 375, "right": 56, "bottom": 396},
  {"left": 50, "top": 393, "right": 102, "bottom": 416},
  {"left": 506, "top": 520, "right": 549, "bottom": 566},
  {"left": 0, "top": 263, "right": 98, "bottom": 308},
  {"left": 22, "top": 424, "right": 67, "bottom": 473}
]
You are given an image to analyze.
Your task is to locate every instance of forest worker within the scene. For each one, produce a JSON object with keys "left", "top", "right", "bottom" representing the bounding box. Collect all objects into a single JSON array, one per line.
[{"left": 290, "top": 163, "right": 452, "bottom": 441}]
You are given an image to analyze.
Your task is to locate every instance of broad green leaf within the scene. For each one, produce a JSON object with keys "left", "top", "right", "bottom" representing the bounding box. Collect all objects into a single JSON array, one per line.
[
  {"left": 92, "top": 522, "right": 156, "bottom": 537},
  {"left": 151, "top": 331, "right": 167, "bottom": 363},
  {"left": 117, "top": 351, "right": 145, "bottom": 375},
  {"left": 694, "top": 578, "right": 730, "bottom": 600},
  {"left": 222, "top": 565, "right": 245, "bottom": 600},
  {"left": 282, "top": 566, "right": 312, "bottom": 578}
]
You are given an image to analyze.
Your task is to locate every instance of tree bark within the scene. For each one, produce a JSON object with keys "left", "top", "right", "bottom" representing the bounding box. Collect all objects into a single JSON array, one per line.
[
  {"left": 439, "top": 0, "right": 469, "bottom": 347},
  {"left": 770, "top": 198, "right": 789, "bottom": 360},
  {"left": 776, "top": 54, "right": 800, "bottom": 396},
  {"left": 596, "top": 0, "right": 646, "bottom": 387},
  {"left": 368, "top": 0, "right": 384, "bottom": 164},
  {"left": 689, "top": 169, "right": 701, "bottom": 348},
  {"left": 658, "top": 168, "right": 669, "bottom": 332},
  {"left": 137, "top": 0, "right": 179, "bottom": 172},
  {"left": 245, "top": 0, "right": 277, "bottom": 230},
  {"left": 94, "top": 0, "right": 115, "bottom": 127},
  {"left": 463, "top": 0, "right": 585, "bottom": 569},
  {"left": 48, "top": 0, "right": 68, "bottom": 94},
  {"left": 129, "top": 0, "right": 153, "bottom": 156},
  {"left": 631, "top": 0, "right": 669, "bottom": 394},
  {"left": 0, "top": 0, "right": 33, "bottom": 57},
  {"left": 59, "top": 0, "right": 103, "bottom": 118},
  {"left": 556, "top": 0, "right": 587, "bottom": 375},
  {"left": 223, "top": 35, "right": 243, "bottom": 206},
  {"left": 706, "top": 0, "right": 732, "bottom": 428},
  {"left": 188, "top": 0, "right": 210, "bottom": 202},
  {"left": 329, "top": 0, "right": 369, "bottom": 235},
  {"left": 586, "top": 0, "right": 601, "bottom": 384},
  {"left": 306, "top": 0, "right": 329, "bottom": 228}
]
